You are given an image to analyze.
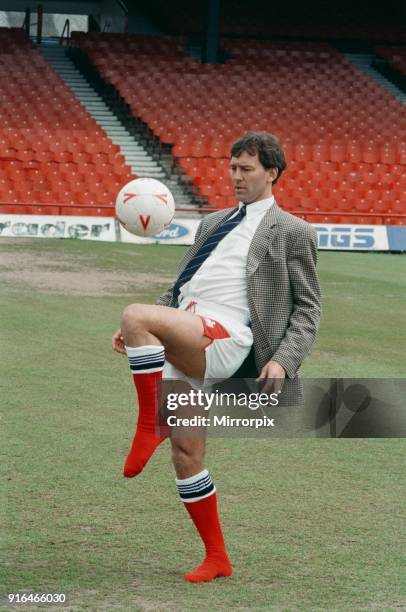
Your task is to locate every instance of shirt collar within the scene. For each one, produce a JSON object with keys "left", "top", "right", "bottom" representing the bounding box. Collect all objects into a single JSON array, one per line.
[{"left": 238, "top": 196, "right": 275, "bottom": 217}]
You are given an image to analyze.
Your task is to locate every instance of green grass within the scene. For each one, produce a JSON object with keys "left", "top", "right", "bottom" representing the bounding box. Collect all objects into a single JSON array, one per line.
[
  {"left": 1, "top": 239, "right": 405, "bottom": 611},
  {"left": 306, "top": 251, "right": 406, "bottom": 377}
]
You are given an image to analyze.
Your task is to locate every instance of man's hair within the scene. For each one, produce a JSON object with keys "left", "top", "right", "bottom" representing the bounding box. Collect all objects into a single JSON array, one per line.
[{"left": 230, "top": 131, "right": 287, "bottom": 184}]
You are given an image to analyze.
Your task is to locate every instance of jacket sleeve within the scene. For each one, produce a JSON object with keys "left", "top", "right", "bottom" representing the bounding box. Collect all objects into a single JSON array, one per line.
[
  {"left": 155, "top": 283, "right": 176, "bottom": 307},
  {"left": 271, "top": 226, "right": 321, "bottom": 378},
  {"left": 155, "top": 219, "right": 205, "bottom": 307}
]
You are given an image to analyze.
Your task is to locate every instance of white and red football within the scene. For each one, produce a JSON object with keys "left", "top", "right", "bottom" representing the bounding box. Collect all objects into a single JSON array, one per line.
[{"left": 115, "top": 177, "right": 175, "bottom": 237}]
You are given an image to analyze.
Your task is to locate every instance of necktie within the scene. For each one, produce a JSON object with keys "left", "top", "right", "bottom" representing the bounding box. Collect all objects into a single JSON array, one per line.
[{"left": 173, "top": 205, "right": 247, "bottom": 300}]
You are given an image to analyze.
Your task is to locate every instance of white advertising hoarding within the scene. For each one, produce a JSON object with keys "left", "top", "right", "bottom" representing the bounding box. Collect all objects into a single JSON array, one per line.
[
  {"left": 0, "top": 215, "right": 396, "bottom": 251},
  {"left": 0, "top": 215, "right": 117, "bottom": 241},
  {"left": 314, "top": 224, "right": 389, "bottom": 251}
]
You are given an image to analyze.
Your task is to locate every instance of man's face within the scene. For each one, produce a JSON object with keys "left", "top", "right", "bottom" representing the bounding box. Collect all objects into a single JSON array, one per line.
[{"left": 230, "top": 151, "right": 277, "bottom": 204}]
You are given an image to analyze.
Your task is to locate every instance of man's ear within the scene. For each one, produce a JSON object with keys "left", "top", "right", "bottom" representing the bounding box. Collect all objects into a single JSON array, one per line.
[{"left": 268, "top": 167, "right": 278, "bottom": 183}]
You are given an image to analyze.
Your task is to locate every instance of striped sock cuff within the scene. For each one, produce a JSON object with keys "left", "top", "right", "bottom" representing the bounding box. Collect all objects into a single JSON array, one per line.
[
  {"left": 176, "top": 469, "right": 216, "bottom": 503},
  {"left": 126, "top": 345, "right": 165, "bottom": 374}
]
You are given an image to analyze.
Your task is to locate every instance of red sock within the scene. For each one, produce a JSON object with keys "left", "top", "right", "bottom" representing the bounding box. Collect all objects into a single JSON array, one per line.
[
  {"left": 177, "top": 470, "right": 232, "bottom": 583},
  {"left": 124, "top": 346, "right": 168, "bottom": 477}
]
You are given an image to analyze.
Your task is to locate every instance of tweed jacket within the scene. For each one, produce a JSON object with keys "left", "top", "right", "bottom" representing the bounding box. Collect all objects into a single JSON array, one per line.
[{"left": 156, "top": 203, "right": 321, "bottom": 379}]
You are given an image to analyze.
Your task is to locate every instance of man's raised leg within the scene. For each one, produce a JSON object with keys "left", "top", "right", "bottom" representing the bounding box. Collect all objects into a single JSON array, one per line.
[
  {"left": 112, "top": 304, "right": 210, "bottom": 477},
  {"left": 122, "top": 342, "right": 166, "bottom": 477}
]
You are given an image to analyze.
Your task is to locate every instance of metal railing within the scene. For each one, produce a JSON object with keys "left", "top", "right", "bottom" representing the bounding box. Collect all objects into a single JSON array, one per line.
[
  {"left": 0, "top": 200, "right": 404, "bottom": 224},
  {"left": 59, "top": 19, "right": 70, "bottom": 46}
]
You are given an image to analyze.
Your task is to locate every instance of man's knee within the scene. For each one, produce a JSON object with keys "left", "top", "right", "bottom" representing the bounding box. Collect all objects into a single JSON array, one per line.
[{"left": 121, "top": 303, "right": 149, "bottom": 331}]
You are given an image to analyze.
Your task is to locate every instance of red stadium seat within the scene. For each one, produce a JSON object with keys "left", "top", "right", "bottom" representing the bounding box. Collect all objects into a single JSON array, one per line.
[{"left": 330, "top": 143, "right": 346, "bottom": 163}]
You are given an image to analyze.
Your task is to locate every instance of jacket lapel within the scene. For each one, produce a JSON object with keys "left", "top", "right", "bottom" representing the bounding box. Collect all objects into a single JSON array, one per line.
[
  {"left": 198, "top": 208, "right": 236, "bottom": 241},
  {"left": 247, "top": 203, "right": 280, "bottom": 276},
  {"left": 180, "top": 208, "right": 235, "bottom": 269}
]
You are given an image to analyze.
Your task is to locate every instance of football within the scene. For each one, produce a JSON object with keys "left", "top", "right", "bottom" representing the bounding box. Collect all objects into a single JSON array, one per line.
[{"left": 115, "top": 177, "right": 175, "bottom": 237}]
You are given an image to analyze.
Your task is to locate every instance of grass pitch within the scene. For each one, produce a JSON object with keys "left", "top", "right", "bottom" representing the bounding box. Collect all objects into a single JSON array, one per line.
[{"left": 1, "top": 238, "right": 405, "bottom": 611}]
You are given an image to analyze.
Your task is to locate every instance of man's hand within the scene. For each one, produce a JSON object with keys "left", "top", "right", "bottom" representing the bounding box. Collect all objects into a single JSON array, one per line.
[
  {"left": 256, "top": 360, "right": 286, "bottom": 395},
  {"left": 112, "top": 328, "right": 126, "bottom": 355}
]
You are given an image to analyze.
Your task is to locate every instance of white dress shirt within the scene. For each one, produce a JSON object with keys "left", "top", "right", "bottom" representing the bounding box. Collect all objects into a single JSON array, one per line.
[{"left": 178, "top": 196, "right": 274, "bottom": 328}]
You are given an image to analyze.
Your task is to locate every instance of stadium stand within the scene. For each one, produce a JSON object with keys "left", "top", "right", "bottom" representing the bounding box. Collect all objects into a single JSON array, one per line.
[
  {"left": 0, "top": 27, "right": 133, "bottom": 217},
  {"left": 72, "top": 32, "right": 405, "bottom": 224}
]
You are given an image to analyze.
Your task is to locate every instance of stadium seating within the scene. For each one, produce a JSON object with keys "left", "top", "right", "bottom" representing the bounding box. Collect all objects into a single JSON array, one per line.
[
  {"left": 73, "top": 33, "right": 405, "bottom": 225},
  {"left": 0, "top": 27, "right": 133, "bottom": 216}
]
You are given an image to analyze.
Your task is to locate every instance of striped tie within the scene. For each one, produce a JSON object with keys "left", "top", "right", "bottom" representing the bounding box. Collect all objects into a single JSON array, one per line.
[{"left": 173, "top": 205, "right": 246, "bottom": 300}]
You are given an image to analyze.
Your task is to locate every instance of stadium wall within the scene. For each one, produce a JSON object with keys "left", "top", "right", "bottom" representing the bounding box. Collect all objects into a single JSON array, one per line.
[{"left": 1, "top": 214, "right": 406, "bottom": 251}]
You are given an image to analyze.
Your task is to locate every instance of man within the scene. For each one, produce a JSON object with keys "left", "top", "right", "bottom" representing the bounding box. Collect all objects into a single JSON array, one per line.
[{"left": 112, "top": 131, "right": 321, "bottom": 583}]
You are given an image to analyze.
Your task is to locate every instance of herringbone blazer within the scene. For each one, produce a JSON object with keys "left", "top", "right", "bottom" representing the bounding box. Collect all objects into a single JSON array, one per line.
[{"left": 157, "top": 203, "right": 321, "bottom": 379}]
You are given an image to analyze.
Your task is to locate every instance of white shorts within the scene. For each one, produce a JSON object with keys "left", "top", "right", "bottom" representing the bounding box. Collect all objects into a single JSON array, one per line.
[{"left": 163, "top": 298, "right": 253, "bottom": 389}]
